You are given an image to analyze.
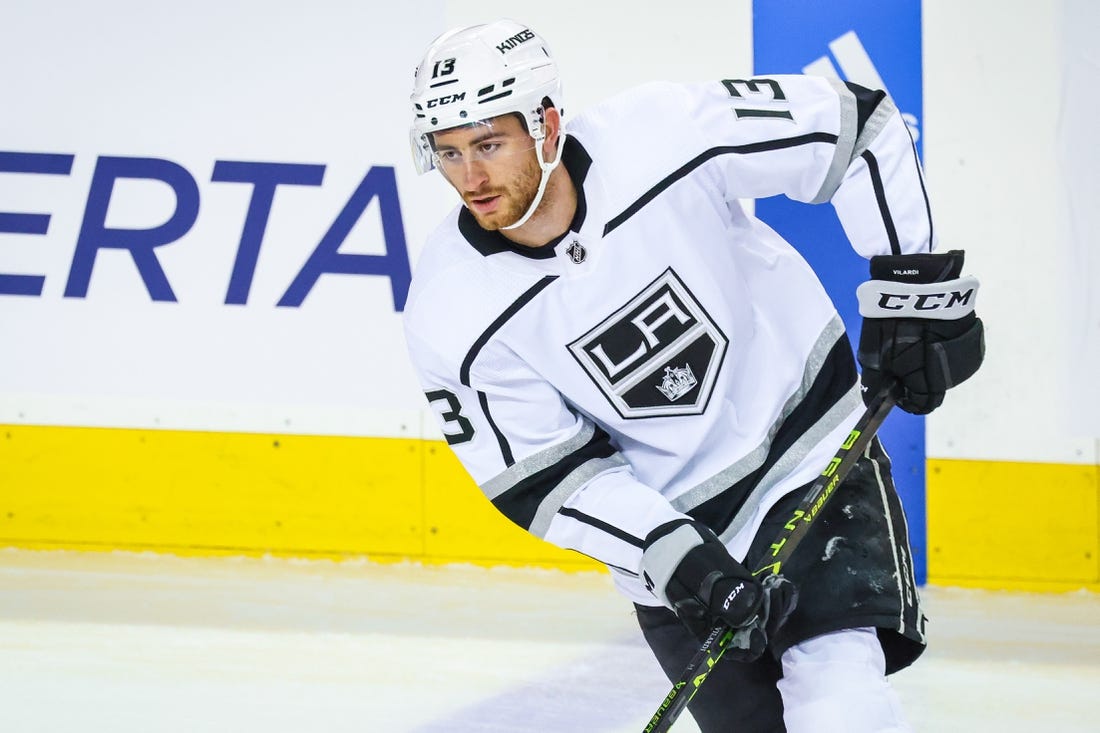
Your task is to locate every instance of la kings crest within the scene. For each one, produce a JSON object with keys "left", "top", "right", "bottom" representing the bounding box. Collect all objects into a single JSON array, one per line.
[{"left": 568, "top": 268, "right": 727, "bottom": 419}]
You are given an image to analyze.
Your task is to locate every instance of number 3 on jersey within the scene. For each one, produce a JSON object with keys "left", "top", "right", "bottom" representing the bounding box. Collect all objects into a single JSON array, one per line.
[{"left": 425, "top": 389, "right": 475, "bottom": 445}]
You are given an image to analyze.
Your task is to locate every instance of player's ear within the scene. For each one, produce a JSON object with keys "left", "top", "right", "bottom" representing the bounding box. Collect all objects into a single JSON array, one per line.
[{"left": 541, "top": 100, "right": 562, "bottom": 155}]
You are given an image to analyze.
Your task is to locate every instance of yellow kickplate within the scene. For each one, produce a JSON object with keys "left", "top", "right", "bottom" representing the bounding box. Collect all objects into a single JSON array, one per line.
[
  {"left": 928, "top": 458, "right": 1099, "bottom": 591},
  {"left": 0, "top": 424, "right": 599, "bottom": 570}
]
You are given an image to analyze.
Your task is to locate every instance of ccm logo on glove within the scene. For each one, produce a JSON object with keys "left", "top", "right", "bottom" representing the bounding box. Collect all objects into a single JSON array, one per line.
[
  {"left": 858, "top": 277, "right": 978, "bottom": 319},
  {"left": 640, "top": 519, "right": 797, "bottom": 662},
  {"left": 857, "top": 250, "right": 985, "bottom": 415},
  {"left": 722, "top": 582, "right": 748, "bottom": 612}
]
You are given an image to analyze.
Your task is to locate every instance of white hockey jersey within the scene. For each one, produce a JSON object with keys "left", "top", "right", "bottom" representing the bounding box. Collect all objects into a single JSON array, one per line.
[{"left": 403, "top": 75, "right": 933, "bottom": 605}]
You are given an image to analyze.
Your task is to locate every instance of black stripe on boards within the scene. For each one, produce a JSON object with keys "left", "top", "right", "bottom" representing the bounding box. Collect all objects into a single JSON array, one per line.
[
  {"left": 558, "top": 507, "right": 645, "bottom": 549},
  {"left": 688, "top": 333, "right": 859, "bottom": 534},
  {"left": 478, "top": 390, "right": 514, "bottom": 467},
  {"left": 491, "top": 425, "right": 618, "bottom": 532},
  {"left": 603, "top": 132, "right": 840, "bottom": 236},
  {"left": 460, "top": 275, "right": 558, "bottom": 387},
  {"left": 861, "top": 150, "right": 902, "bottom": 255}
]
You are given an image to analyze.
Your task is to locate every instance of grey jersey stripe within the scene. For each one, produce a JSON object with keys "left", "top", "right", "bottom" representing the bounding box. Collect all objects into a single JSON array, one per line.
[
  {"left": 528, "top": 455, "right": 628, "bottom": 539},
  {"left": 812, "top": 82, "right": 898, "bottom": 205},
  {"left": 851, "top": 93, "right": 898, "bottom": 162},
  {"left": 812, "top": 78, "right": 859, "bottom": 204},
  {"left": 671, "top": 314, "right": 847, "bottom": 515},
  {"left": 717, "top": 382, "right": 861, "bottom": 543},
  {"left": 479, "top": 421, "right": 596, "bottom": 501}
]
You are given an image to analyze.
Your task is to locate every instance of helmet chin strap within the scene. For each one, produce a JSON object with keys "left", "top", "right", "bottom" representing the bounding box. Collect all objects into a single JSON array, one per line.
[{"left": 501, "top": 131, "right": 567, "bottom": 231}]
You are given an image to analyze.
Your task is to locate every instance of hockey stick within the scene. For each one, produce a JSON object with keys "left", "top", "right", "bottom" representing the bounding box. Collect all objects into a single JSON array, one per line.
[{"left": 641, "top": 381, "right": 898, "bottom": 733}]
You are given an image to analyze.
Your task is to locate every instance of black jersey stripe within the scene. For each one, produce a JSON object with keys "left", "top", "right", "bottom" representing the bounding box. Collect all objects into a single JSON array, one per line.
[
  {"left": 844, "top": 82, "right": 932, "bottom": 250},
  {"left": 460, "top": 275, "right": 558, "bottom": 387},
  {"left": 491, "top": 424, "right": 618, "bottom": 532},
  {"left": 477, "top": 390, "right": 514, "bottom": 467},
  {"left": 481, "top": 422, "right": 598, "bottom": 499},
  {"left": 686, "top": 333, "right": 859, "bottom": 534},
  {"left": 670, "top": 315, "right": 845, "bottom": 512},
  {"left": 566, "top": 548, "right": 640, "bottom": 578},
  {"left": 558, "top": 507, "right": 646, "bottom": 549},
  {"left": 603, "top": 132, "right": 840, "bottom": 236},
  {"left": 908, "top": 136, "right": 934, "bottom": 252},
  {"left": 861, "top": 150, "right": 902, "bottom": 255},
  {"left": 844, "top": 82, "right": 888, "bottom": 134},
  {"left": 460, "top": 275, "right": 557, "bottom": 467}
]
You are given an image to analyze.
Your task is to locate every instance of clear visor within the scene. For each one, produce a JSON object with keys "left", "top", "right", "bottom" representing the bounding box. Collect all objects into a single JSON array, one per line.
[
  {"left": 432, "top": 118, "right": 539, "bottom": 173},
  {"left": 409, "top": 128, "right": 436, "bottom": 174}
]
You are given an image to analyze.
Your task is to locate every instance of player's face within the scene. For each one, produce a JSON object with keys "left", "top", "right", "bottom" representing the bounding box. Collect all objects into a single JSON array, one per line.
[{"left": 431, "top": 115, "right": 541, "bottom": 230}]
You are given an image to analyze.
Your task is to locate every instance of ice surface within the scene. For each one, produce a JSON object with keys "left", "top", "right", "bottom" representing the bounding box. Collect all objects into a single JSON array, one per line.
[{"left": 0, "top": 549, "right": 1097, "bottom": 732}]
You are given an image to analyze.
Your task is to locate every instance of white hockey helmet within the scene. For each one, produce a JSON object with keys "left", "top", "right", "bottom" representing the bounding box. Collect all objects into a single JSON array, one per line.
[{"left": 409, "top": 19, "right": 564, "bottom": 176}]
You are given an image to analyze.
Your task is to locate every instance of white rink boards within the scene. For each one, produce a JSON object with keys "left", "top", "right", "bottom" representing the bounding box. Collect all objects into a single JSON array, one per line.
[{"left": 0, "top": 550, "right": 1097, "bottom": 732}]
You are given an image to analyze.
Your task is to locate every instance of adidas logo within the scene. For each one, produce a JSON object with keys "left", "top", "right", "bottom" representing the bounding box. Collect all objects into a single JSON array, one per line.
[{"left": 804, "top": 30, "right": 920, "bottom": 143}]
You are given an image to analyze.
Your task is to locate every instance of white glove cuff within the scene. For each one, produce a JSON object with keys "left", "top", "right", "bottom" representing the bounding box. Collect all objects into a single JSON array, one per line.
[{"left": 857, "top": 275, "right": 979, "bottom": 320}]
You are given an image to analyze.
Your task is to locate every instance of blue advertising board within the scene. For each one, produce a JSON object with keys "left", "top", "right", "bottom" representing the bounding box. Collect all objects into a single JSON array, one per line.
[{"left": 753, "top": 0, "right": 927, "bottom": 582}]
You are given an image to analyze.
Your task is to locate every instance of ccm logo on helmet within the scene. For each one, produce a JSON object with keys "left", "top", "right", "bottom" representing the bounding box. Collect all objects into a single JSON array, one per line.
[
  {"left": 426, "top": 93, "right": 466, "bottom": 107},
  {"left": 496, "top": 29, "right": 535, "bottom": 54},
  {"left": 877, "top": 287, "right": 974, "bottom": 311}
]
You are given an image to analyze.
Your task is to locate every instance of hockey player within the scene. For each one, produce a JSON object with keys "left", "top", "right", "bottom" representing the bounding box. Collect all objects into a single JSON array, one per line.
[{"left": 403, "top": 19, "right": 983, "bottom": 733}]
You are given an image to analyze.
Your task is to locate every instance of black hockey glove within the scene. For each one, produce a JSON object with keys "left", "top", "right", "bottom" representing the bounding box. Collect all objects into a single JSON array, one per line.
[
  {"left": 640, "top": 519, "right": 797, "bottom": 663},
  {"left": 856, "top": 250, "right": 985, "bottom": 415}
]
